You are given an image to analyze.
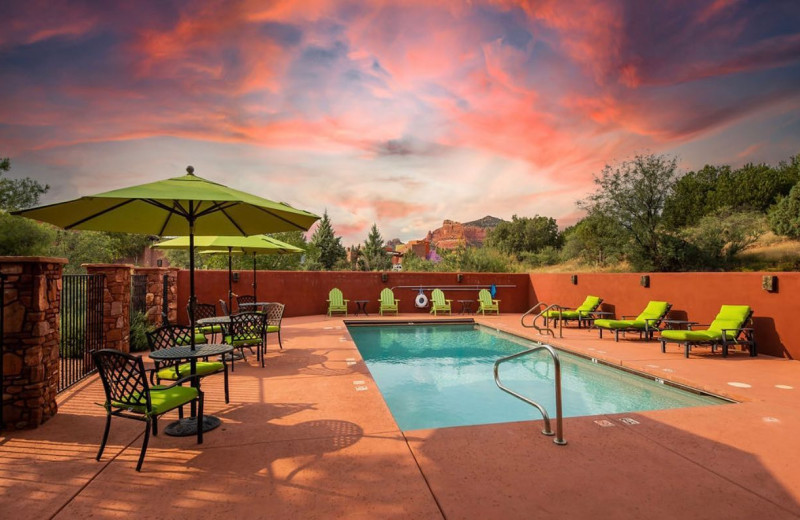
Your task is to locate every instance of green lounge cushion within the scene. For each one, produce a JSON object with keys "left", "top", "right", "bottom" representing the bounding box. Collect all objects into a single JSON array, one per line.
[
  {"left": 267, "top": 325, "right": 280, "bottom": 333},
  {"left": 113, "top": 385, "right": 199, "bottom": 415},
  {"left": 660, "top": 329, "right": 722, "bottom": 342},
  {"left": 636, "top": 301, "right": 670, "bottom": 321},
  {"left": 593, "top": 318, "right": 645, "bottom": 330},
  {"left": 543, "top": 295, "right": 601, "bottom": 320},
  {"left": 156, "top": 361, "right": 224, "bottom": 381},
  {"left": 661, "top": 305, "right": 750, "bottom": 342}
]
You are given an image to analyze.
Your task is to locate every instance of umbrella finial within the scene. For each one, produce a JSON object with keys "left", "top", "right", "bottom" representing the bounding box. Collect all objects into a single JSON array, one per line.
[{"left": 186, "top": 165, "right": 195, "bottom": 176}]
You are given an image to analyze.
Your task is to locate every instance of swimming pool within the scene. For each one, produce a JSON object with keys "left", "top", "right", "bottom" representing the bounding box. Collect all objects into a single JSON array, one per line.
[{"left": 347, "top": 323, "right": 729, "bottom": 431}]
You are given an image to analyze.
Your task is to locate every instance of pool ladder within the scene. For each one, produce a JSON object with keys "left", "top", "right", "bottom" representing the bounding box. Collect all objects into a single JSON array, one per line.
[
  {"left": 493, "top": 344, "right": 567, "bottom": 445},
  {"left": 521, "top": 303, "right": 563, "bottom": 338}
]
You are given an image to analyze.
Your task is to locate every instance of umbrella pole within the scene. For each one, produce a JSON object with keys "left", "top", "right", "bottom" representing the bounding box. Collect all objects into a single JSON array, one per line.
[
  {"left": 253, "top": 252, "right": 257, "bottom": 301},
  {"left": 228, "top": 247, "right": 233, "bottom": 314}
]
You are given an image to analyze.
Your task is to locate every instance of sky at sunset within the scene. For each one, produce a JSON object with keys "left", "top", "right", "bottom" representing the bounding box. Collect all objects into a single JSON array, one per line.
[{"left": 2, "top": 0, "right": 800, "bottom": 244}]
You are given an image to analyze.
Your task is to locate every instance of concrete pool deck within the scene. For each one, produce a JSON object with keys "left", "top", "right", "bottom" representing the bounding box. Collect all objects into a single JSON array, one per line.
[{"left": 2, "top": 313, "right": 799, "bottom": 519}]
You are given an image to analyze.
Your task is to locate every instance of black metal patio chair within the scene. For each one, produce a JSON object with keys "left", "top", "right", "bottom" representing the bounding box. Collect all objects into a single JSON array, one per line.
[{"left": 92, "top": 349, "right": 204, "bottom": 472}]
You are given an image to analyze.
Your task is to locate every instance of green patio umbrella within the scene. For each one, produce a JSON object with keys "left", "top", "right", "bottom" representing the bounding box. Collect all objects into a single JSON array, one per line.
[
  {"left": 153, "top": 234, "right": 303, "bottom": 311},
  {"left": 13, "top": 166, "right": 319, "bottom": 427}
]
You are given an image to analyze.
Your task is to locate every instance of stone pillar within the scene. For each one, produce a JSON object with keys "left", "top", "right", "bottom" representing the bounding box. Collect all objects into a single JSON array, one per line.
[
  {"left": 84, "top": 264, "right": 133, "bottom": 354},
  {"left": 1, "top": 256, "right": 67, "bottom": 430},
  {"left": 131, "top": 267, "right": 179, "bottom": 326}
]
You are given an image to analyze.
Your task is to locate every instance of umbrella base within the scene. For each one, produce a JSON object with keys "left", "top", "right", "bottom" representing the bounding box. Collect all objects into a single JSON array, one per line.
[{"left": 164, "top": 415, "right": 222, "bottom": 437}]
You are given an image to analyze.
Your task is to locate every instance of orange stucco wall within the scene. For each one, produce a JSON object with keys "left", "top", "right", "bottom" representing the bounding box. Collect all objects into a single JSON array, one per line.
[
  {"left": 528, "top": 272, "right": 800, "bottom": 359},
  {"left": 176, "top": 269, "right": 798, "bottom": 359},
  {"left": 177, "top": 270, "right": 532, "bottom": 321}
]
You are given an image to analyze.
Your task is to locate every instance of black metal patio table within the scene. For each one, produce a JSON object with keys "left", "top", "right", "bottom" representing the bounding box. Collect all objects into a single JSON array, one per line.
[
  {"left": 149, "top": 343, "right": 234, "bottom": 436},
  {"left": 354, "top": 300, "right": 369, "bottom": 316},
  {"left": 457, "top": 300, "right": 474, "bottom": 314}
]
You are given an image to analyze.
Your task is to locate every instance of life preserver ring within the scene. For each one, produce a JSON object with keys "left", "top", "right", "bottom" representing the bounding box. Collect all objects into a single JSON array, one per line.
[{"left": 415, "top": 292, "right": 429, "bottom": 308}]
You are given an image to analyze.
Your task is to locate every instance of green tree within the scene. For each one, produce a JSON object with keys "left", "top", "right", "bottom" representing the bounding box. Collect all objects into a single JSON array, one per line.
[
  {"left": 487, "top": 214, "right": 560, "bottom": 257},
  {"left": 561, "top": 213, "right": 627, "bottom": 266},
  {"left": 360, "top": 224, "right": 391, "bottom": 271},
  {"left": 0, "top": 157, "right": 55, "bottom": 256},
  {"left": 0, "top": 157, "right": 49, "bottom": 211},
  {"left": 681, "top": 208, "right": 766, "bottom": 269},
  {"left": 0, "top": 212, "right": 56, "bottom": 256},
  {"left": 304, "top": 211, "right": 346, "bottom": 270},
  {"left": 662, "top": 164, "right": 729, "bottom": 229},
  {"left": 768, "top": 181, "right": 800, "bottom": 239},
  {"left": 579, "top": 153, "right": 680, "bottom": 271}
]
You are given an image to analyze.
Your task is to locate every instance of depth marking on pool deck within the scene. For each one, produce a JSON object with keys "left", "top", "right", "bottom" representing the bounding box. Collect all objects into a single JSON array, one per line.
[
  {"left": 594, "top": 420, "right": 615, "bottom": 427},
  {"left": 728, "top": 382, "right": 752, "bottom": 388},
  {"left": 345, "top": 358, "right": 357, "bottom": 366},
  {"left": 353, "top": 380, "right": 368, "bottom": 391}
]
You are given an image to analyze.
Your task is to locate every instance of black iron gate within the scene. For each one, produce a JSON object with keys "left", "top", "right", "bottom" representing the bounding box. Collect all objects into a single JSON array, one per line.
[
  {"left": 131, "top": 274, "right": 148, "bottom": 315},
  {"left": 59, "top": 274, "right": 104, "bottom": 392}
]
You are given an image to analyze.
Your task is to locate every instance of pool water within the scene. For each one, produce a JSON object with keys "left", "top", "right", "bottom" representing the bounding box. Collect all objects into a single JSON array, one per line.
[{"left": 347, "top": 324, "right": 728, "bottom": 431}]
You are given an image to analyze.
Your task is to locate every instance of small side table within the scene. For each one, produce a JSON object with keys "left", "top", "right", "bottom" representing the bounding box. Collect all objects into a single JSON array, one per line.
[
  {"left": 661, "top": 319, "right": 699, "bottom": 330},
  {"left": 457, "top": 300, "right": 474, "bottom": 315},
  {"left": 354, "top": 300, "right": 369, "bottom": 316}
]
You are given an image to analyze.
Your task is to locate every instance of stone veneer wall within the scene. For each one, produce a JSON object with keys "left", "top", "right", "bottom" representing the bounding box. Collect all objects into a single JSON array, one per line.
[
  {"left": 1, "top": 257, "right": 67, "bottom": 430},
  {"left": 84, "top": 264, "right": 133, "bottom": 354},
  {"left": 132, "top": 267, "right": 179, "bottom": 326}
]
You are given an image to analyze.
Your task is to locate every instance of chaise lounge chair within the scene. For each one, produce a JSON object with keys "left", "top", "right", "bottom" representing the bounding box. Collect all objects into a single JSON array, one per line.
[
  {"left": 659, "top": 305, "right": 756, "bottom": 358},
  {"left": 429, "top": 289, "right": 452, "bottom": 315},
  {"left": 594, "top": 301, "right": 671, "bottom": 342},
  {"left": 542, "top": 295, "right": 603, "bottom": 328},
  {"left": 327, "top": 288, "right": 349, "bottom": 316},
  {"left": 378, "top": 288, "right": 399, "bottom": 315},
  {"left": 477, "top": 289, "right": 500, "bottom": 315}
]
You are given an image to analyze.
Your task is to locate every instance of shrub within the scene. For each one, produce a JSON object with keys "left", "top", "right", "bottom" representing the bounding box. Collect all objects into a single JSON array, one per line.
[{"left": 129, "top": 311, "right": 154, "bottom": 352}]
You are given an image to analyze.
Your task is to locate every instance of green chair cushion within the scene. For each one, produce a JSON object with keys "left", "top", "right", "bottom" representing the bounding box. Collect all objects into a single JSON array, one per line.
[
  {"left": 267, "top": 325, "right": 280, "bottom": 333},
  {"left": 708, "top": 305, "right": 751, "bottom": 332},
  {"left": 175, "top": 333, "right": 208, "bottom": 345},
  {"left": 224, "top": 335, "right": 263, "bottom": 346},
  {"left": 156, "top": 361, "right": 224, "bottom": 381},
  {"left": 113, "top": 385, "right": 198, "bottom": 415},
  {"left": 198, "top": 325, "right": 224, "bottom": 334}
]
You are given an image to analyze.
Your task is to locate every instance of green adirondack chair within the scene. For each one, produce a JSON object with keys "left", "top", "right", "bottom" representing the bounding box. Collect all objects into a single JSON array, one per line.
[
  {"left": 659, "top": 305, "right": 755, "bottom": 358},
  {"left": 327, "top": 288, "right": 349, "bottom": 316},
  {"left": 378, "top": 288, "right": 399, "bottom": 315},
  {"left": 430, "top": 289, "right": 452, "bottom": 315},
  {"left": 594, "top": 301, "right": 672, "bottom": 342},
  {"left": 477, "top": 289, "right": 500, "bottom": 315}
]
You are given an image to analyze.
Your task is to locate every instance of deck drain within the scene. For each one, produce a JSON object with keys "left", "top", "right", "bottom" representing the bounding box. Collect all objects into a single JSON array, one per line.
[
  {"left": 728, "top": 382, "right": 752, "bottom": 388},
  {"left": 594, "top": 420, "right": 615, "bottom": 427},
  {"left": 775, "top": 385, "right": 794, "bottom": 390}
]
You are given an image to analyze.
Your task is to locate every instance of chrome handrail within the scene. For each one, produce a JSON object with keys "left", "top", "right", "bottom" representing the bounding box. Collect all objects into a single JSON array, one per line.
[
  {"left": 494, "top": 344, "right": 566, "bottom": 445},
  {"left": 521, "top": 303, "right": 563, "bottom": 338}
]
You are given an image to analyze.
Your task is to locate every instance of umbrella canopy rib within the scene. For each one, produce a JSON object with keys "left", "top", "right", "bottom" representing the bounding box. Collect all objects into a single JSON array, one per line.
[{"left": 63, "top": 199, "right": 136, "bottom": 230}]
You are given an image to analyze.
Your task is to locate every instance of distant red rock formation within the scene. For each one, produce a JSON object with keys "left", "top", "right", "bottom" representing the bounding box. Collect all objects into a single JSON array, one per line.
[{"left": 425, "top": 218, "right": 497, "bottom": 250}]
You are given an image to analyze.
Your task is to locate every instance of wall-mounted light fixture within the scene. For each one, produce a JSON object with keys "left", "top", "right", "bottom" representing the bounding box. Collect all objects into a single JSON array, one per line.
[
  {"left": 570, "top": 274, "right": 578, "bottom": 285},
  {"left": 762, "top": 275, "right": 777, "bottom": 292},
  {"left": 457, "top": 273, "right": 463, "bottom": 283},
  {"left": 381, "top": 272, "right": 388, "bottom": 283},
  {"left": 233, "top": 272, "right": 240, "bottom": 283},
  {"left": 640, "top": 275, "right": 650, "bottom": 288},
  {"left": 156, "top": 259, "right": 163, "bottom": 267}
]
